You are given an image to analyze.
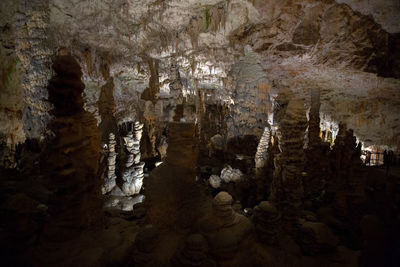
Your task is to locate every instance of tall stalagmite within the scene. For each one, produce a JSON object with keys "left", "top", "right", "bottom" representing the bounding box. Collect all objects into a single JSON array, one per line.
[
  {"left": 270, "top": 98, "right": 308, "bottom": 210},
  {"left": 36, "top": 55, "right": 102, "bottom": 259},
  {"left": 304, "top": 88, "right": 327, "bottom": 199}
]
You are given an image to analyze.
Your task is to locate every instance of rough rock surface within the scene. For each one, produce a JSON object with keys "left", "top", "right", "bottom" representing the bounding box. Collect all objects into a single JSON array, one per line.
[
  {"left": 29, "top": 55, "right": 102, "bottom": 265},
  {"left": 270, "top": 97, "right": 308, "bottom": 209},
  {"left": 198, "top": 192, "right": 253, "bottom": 265},
  {"left": 1, "top": 0, "right": 399, "bottom": 152},
  {"left": 252, "top": 201, "right": 281, "bottom": 245}
]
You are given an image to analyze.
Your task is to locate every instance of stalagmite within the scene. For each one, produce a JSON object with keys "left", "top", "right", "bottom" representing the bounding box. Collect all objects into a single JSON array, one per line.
[
  {"left": 102, "top": 133, "right": 117, "bottom": 194},
  {"left": 252, "top": 201, "right": 281, "bottom": 245},
  {"left": 209, "top": 174, "right": 222, "bottom": 189},
  {"left": 220, "top": 165, "right": 243, "bottom": 183},
  {"left": 121, "top": 121, "right": 145, "bottom": 196},
  {"left": 270, "top": 98, "right": 308, "bottom": 210},
  {"left": 171, "top": 234, "right": 217, "bottom": 267},
  {"left": 255, "top": 125, "right": 272, "bottom": 170},
  {"left": 198, "top": 192, "right": 252, "bottom": 264},
  {"left": 38, "top": 55, "right": 102, "bottom": 249},
  {"left": 304, "top": 88, "right": 326, "bottom": 199}
]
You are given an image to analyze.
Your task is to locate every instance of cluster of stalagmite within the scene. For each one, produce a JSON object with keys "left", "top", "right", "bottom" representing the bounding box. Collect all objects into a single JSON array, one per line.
[
  {"left": 270, "top": 98, "right": 308, "bottom": 209},
  {"left": 102, "top": 133, "right": 117, "bottom": 194},
  {"left": 208, "top": 165, "right": 243, "bottom": 189},
  {"left": 121, "top": 121, "right": 145, "bottom": 196}
]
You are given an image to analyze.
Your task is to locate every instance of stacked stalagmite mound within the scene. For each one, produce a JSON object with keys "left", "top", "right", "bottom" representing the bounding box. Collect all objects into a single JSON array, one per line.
[
  {"left": 198, "top": 192, "right": 253, "bottom": 265},
  {"left": 252, "top": 201, "right": 281, "bottom": 245},
  {"left": 102, "top": 132, "right": 117, "bottom": 194},
  {"left": 270, "top": 97, "right": 308, "bottom": 210},
  {"left": 30, "top": 55, "right": 102, "bottom": 264},
  {"left": 121, "top": 121, "right": 145, "bottom": 196}
]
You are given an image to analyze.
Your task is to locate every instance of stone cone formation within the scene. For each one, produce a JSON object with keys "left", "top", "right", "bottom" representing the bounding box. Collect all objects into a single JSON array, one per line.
[
  {"left": 31, "top": 55, "right": 102, "bottom": 264},
  {"left": 102, "top": 133, "right": 117, "bottom": 194},
  {"left": 304, "top": 88, "right": 326, "bottom": 199},
  {"left": 270, "top": 98, "right": 308, "bottom": 210},
  {"left": 252, "top": 201, "right": 281, "bottom": 245},
  {"left": 122, "top": 121, "right": 145, "bottom": 196},
  {"left": 330, "top": 123, "right": 362, "bottom": 183},
  {"left": 255, "top": 126, "right": 272, "bottom": 170},
  {"left": 171, "top": 234, "right": 217, "bottom": 267},
  {"left": 198, "top": 192, "right": 252, "bottom": 265}
]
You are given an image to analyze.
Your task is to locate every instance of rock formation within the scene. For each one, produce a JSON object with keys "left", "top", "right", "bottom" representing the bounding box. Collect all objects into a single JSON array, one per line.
[
  {"left": 304, "top": 88, "right": 326, "bottom": 200},
  {"left": 252, "top": 201, "right": 281, "bottom": 245},
  {"left": 209, "top": 174, "right": 221, "bottom": 189},
  {"left": 255, "top": 126, "right": 272, "bottom": 170},
  {"left": 171, "top": 234, "right": 217, "bottom": 267},
  {"left": 198, "top": 192, "right": 252, "bottom": 265},
  {"left": 102, "top": 133, "right": 117, "bottom": 194},
  {"left": 270, "top": 98, "right": 308, "bottom": 211},
  {"left": 296, "top": 218, "right": 339, "bottom": 255},
  {"left": 130, "top": 225, "right": 161, "bottom": 267},
  {"left": 220, "top": 165, "right": 243, "bottom": 183},
  {"left": 34, "top": 55, "right": 102, "bottom": 259},
  {"left": 121, "top": 121, "right": 145, "bottom": 196}
]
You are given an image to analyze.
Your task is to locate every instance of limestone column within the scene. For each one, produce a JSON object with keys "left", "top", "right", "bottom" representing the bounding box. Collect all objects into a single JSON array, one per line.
[
  {"left": 102, "top": 133, "right": 117, "bottom": 194},
  {"left": 121, "top": 121, "right": 145, "bottom": 196},
  {"left": 270, "top": 98, "right": 307, "bottom": 210}
]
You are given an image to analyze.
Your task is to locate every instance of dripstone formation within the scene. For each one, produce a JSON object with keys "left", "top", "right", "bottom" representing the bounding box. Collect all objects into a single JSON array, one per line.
[
  {"left": 198, "top": 192, "right": 253, "bottom": 265},
  {"left": 102, "top": 132, "right": 117, "bottom": 194},
  {"left": 32, "top": 55, "right": 102, "bottom": 263},
  {"left": 252, "top": 201, "right": 281, "bottom": 245},
  {"left": 122, "top": 121, "right": 145, "bottom": 196},
  {"left": 255, "top": 126, "right": 272, "bottom": 170},
  {"left": 304, "top": 88, "right": 327, "bottom": 200},
  {"left": 270, "top": 98, "right": 308, "bottom": 211}
]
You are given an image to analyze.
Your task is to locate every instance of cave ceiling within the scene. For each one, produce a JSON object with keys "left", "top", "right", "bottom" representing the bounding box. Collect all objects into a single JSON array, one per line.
[{"left": 1, "top": 0, "right": 400, "bottom": 148}]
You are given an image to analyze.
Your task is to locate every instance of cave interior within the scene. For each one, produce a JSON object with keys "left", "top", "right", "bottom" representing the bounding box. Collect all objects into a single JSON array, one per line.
[{"left": 1, "top": 0, "right": 400, "bottom": 266}]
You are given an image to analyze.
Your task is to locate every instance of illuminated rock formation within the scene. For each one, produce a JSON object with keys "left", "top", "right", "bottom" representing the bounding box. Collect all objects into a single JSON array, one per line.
[
  {"left": 102, "top": 133, "right": 117, "bottom": 194},
  {"left": 121, "top": 121, "right": 145, "bottom": 196},
  {"left": 255, "top": 126, "right": 272, "bottom": 170},
  {"left": 220, "top": 165, "right": 243, "bottom": 183}
]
